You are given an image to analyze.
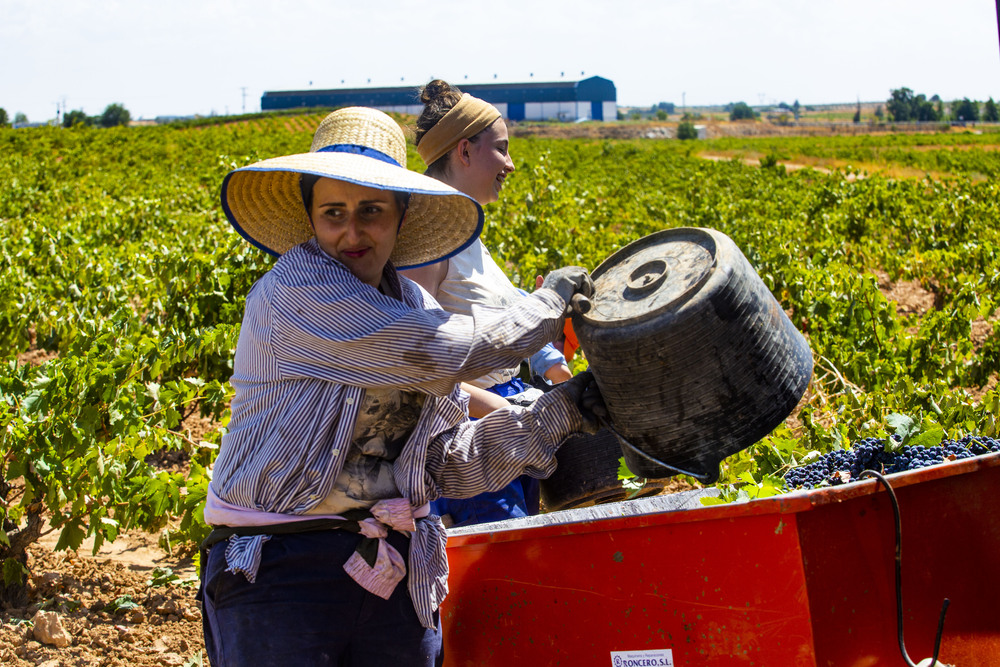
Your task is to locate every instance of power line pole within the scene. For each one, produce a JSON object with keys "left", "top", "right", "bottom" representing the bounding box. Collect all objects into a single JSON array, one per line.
[{"left": 241, "top": 87, "right": 247, "bottom": 114}]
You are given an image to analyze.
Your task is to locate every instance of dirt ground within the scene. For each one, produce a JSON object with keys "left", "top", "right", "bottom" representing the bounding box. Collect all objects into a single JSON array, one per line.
[{"left": 0, "top": 531, "right": 204, "bottom": 666}]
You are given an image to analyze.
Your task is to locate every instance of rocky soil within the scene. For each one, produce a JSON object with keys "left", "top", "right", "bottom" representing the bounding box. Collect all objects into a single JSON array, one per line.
[{"left": 0, "top": 534, "right": 204, "bottom": 667}]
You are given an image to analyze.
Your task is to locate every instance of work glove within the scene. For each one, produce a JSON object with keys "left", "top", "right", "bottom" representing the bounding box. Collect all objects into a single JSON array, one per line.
[
  {"left": 558, "top": 370, "right": 608, "bottom": 434},
  {"left": 540, "top": 266, "right": 595, "bottom": 316}
]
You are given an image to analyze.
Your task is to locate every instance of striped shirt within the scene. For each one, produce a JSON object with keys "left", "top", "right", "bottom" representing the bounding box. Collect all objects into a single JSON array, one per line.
[{"left": 208, "top": 238, "right": 584, "bottom": 628}]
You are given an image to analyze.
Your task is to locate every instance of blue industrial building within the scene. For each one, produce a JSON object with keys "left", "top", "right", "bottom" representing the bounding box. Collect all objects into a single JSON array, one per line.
[{"left": 261, "top": 76, "right": 617, "bottom": 122}]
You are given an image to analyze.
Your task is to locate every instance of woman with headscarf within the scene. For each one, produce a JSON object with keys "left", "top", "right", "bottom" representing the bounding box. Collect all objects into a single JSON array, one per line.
[{"left": 401, "top": 80, "right": 574, "bottom": 527}]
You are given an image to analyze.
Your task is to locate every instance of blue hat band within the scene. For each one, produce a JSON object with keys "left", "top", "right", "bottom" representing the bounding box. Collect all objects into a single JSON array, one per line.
[{"left": 316, "top": 144, "right": 402, "bottom": 167}]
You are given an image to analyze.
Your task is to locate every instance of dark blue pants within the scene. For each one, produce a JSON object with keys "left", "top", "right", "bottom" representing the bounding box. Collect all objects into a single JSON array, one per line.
[{"left": 200, "top": 529, "right": 442, "bottom": 666}]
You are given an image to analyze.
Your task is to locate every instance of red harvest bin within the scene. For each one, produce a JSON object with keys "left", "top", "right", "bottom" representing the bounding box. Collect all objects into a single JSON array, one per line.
[{"left": 441, "top": 452, "right": 1000, "bottom": 666}]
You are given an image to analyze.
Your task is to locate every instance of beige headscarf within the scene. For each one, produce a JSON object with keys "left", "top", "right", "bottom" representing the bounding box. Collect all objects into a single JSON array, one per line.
[{"left": 416, "top": 94, "right": 502, "bottom": 167}]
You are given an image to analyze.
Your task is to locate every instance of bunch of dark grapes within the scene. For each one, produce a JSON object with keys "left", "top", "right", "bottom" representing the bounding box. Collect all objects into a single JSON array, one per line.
[{"left": 783, "top": 435, "right": 1000, "bottom": 490}]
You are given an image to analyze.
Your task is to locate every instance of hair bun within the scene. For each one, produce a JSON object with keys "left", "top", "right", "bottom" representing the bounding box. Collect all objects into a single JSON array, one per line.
[{"left": 420, "top": 79, "right": 461, "bottom": 105}]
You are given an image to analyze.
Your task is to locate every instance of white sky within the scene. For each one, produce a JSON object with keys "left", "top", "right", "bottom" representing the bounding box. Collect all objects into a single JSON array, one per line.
[{"left": 3, "top": 0, "right": 999, "bottom": 122}]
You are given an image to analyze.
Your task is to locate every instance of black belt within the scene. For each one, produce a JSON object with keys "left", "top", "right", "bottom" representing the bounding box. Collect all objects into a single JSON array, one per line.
[{"left": 198, "top": 509, "right": 377, "bottom": 583}]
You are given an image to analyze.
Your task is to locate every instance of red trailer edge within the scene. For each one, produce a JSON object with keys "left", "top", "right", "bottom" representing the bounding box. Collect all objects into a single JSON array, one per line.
[{"left": 442, "top": 452, "right": 1000, "bottom": 666}]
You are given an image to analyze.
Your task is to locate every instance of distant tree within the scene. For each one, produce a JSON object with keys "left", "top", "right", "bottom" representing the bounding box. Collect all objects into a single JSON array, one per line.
[
  {"left": 886, "top": 87, "right": 915, "bottom": 121},
  {"left": 729, "top": 101, "right": 756, "bottom": 121},
  {"left": 914, "top": 96, "right": 939, "bottom": 122},
  {"left": 656, "top": 110, "right": 668, "bottom": 121},
  {"left": 676, "top": 121, "right": 698, "bottom": 140},
  {"left": 853, "top": 101, "right": 861, "bottom": 123},
  {"left": 100, "top": 103, "right": 131, "bottom": 128},
  {"left": 887, "top": 87, "right": 943, "bottom": 122},
  {"left": 792, "top": 100, "right": 801, "bottom": 119},
  {"left": 951, "top": 98, "right": 979, "bottom": 122},
  {"left": 0, "top": 108, "right": 8, "bottom": 127},
  {"left": 63, "top": 109, "right": 90, "bottom": 127},
  {"left": 13, "top": 112, "right": 27, "bottom": 125},
  {"left": 655, "top": 102, "right": 675, "bottom": 114},
  {"left": 874, "top": 106, "right": 884, "bottom": 121},
  {"left": 984, "top": 98, "right": 999, "bottom": 122}
]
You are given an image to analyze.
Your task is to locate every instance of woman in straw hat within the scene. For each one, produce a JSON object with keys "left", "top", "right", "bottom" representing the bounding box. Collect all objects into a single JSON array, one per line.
[
  {"left": 199, "top": 106, "right": 602, "bottom": 666},
  {"left": 401, "top": 80, "right": 573, "bottom": 528}
]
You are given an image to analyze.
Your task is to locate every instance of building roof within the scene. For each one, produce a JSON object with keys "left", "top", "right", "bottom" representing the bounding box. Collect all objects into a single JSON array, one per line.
[{"left": 261, "top": 76, "right": 616, "bottom": 110}]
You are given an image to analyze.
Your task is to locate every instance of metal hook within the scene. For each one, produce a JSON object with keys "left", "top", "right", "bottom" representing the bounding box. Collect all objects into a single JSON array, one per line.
[{"left": 859, "top": 469, "right": 950, "bottom": 667}]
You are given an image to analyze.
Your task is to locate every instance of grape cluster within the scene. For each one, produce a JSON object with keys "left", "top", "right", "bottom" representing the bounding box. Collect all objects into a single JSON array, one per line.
[{"left": 783, "top": 435, "right": 1000, "bottom": 490}]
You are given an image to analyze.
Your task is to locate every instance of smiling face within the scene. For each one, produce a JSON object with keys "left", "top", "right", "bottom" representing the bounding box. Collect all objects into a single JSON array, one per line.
[
  {"left": 450, "top": 120, "right": 515, "bottom": 205},
  {"left": 308, "top": 177, "right": 401, "bottom": 287}
]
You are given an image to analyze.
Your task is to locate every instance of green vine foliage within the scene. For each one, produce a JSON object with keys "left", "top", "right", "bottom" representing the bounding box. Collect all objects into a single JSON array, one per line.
[
  {"left": 3, "top": 118, "right": 1000, "bottom": 593},
  {"left": 0, "top": 120, "right": 301, "bottom": 596},
  {"left": 481, "top": 134, "right": 1000, "bottom": 497}
]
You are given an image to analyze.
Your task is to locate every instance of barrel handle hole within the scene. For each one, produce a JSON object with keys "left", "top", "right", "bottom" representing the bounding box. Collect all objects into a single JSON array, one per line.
[{"left": 624, "top": 259, "right": 668, "bottom": 297}]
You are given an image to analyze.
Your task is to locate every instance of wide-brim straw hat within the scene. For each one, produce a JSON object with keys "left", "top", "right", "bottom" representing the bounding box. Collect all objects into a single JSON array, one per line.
[{"left": 221, "top": 107, "right": 483, "bottom": 269}]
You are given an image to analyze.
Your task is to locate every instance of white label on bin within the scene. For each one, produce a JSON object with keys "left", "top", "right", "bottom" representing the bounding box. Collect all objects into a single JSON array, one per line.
[{"left": 609, "top": 649, "right": 674, "bottom": 666}]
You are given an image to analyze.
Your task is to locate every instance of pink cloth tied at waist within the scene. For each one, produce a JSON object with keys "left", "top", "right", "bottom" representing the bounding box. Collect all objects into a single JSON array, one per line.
[
  {"left": 344, "top": 498, "right": 425, "bottom": 599},
  {"left": 205, "top": 488, "right": 428, "bottom": 600}
]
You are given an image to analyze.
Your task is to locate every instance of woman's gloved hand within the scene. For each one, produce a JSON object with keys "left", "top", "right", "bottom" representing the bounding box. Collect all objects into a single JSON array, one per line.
[
  {"left": 557, "top": 370, "right": 608, "bottom": 434},
  {"left": 540, "top": 266, "right": 595, "bottom": 315}
]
